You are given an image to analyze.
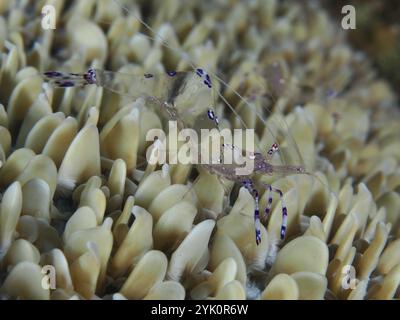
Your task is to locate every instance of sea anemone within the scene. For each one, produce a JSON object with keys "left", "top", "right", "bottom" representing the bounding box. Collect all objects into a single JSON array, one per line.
[{"left": 0, "top": 0, "right": 399, "bottom": 300}]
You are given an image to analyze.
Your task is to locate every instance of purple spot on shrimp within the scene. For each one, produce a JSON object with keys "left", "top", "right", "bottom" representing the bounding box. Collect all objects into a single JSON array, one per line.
[
  {"left": 242, "top": 180, "right": 252, "bottom": 188},
  {"left": 204, "top": 80, "right": 212, "bottom": 88},
  {"left": 282, "top": 207, "right": 287, "bottom": 215},
  {"left": 144, "top": 73, "right": 154, "bottom": 78},
  {"left": 167, "top": 71, "right": 177, "bottom": 77},
  {"left": 255, "top": 231, "right": 261, "bottom": 245},
  {"left": 268, "top": 197, "right": 273, "bottom": 204},
  {"left": 207, "top": 110, "right": 215, "bottom": 120},
  {"left": 44, "top": 71, "right": 63, "bottom": 78},
  {"left": 196, "top": 68, "right": 204, "bottom": 77},
  {"left": 280, "top": 226, "right": 286, "bottom": 239},
  {"left": 83, "top": 69, "right": 96, "bottom": 84},
  {"left": 59, "top": 81, "right": 75, "bottom": 87}
]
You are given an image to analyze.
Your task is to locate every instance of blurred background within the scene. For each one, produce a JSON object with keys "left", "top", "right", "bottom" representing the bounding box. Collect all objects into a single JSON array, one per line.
[{"left": 323, "top": 0, "right": 400, "bottom": 91}]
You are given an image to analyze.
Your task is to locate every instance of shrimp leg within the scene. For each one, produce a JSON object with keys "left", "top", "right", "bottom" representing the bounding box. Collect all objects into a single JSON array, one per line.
[
  {"left": 262, "top": 184, "right": 288, "bottom": 239},
  {"left": 242, "top": 179, "right": 262, "bottom": 245}
]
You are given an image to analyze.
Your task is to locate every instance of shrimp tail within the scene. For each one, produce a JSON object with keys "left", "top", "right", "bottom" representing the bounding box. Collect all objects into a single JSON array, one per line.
[{"left": 43, "top": 69, "right": 97, "bottom": 88}]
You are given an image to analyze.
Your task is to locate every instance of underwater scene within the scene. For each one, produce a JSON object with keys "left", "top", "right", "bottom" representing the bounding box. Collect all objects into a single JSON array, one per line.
[{"left": 0, "top": 0, "right": 399, "bottom": 302}]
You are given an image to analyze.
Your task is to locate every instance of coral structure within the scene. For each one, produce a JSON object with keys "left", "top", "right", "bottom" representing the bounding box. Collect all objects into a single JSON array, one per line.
[{"left": 0, "top": 0, "right": 399, "bottom": 300}]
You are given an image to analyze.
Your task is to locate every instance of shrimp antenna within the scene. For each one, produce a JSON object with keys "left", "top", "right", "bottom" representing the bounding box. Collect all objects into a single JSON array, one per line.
[{"left": 112, "top": 0, "right": 304, "bottom": 169}]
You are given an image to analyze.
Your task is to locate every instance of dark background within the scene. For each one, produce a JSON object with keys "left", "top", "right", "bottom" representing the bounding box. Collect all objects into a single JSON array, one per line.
[{"left": 323, "top": 0, "right": 400, "bottom": 91}]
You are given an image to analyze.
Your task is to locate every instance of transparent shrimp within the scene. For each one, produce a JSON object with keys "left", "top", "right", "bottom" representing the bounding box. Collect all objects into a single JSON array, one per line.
[
  {"left": 42, "top": 68, "right": 299, "bottom": 244},
  {"left": 111, "top": 0, "right": 307, "bottom": 172},
  {"left": 38, "top": 2, "right": 305, "bottom": 173},
  {"left": 202, "top": 113, "right": 304, "bottom": 244},
  {"left": 42, "top": 68, "right": 216, "bottom": 134},
  {"left": 111, "top": 3, "right": 345, "bottom": 208},
  {"left": 40, "top": 1, "right": 334, "bottom": 245},
  {"left": 107, "top": 2, "right": 325, "bottom": 242}
]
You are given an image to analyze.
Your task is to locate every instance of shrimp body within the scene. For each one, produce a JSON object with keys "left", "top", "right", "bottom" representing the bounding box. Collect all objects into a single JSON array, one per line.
[
  {"left": 43, "top": 68, "right": 215, "bottom": 133},
  {"left": 198, "top": 136, "right": 303, "bottom": 244}
]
